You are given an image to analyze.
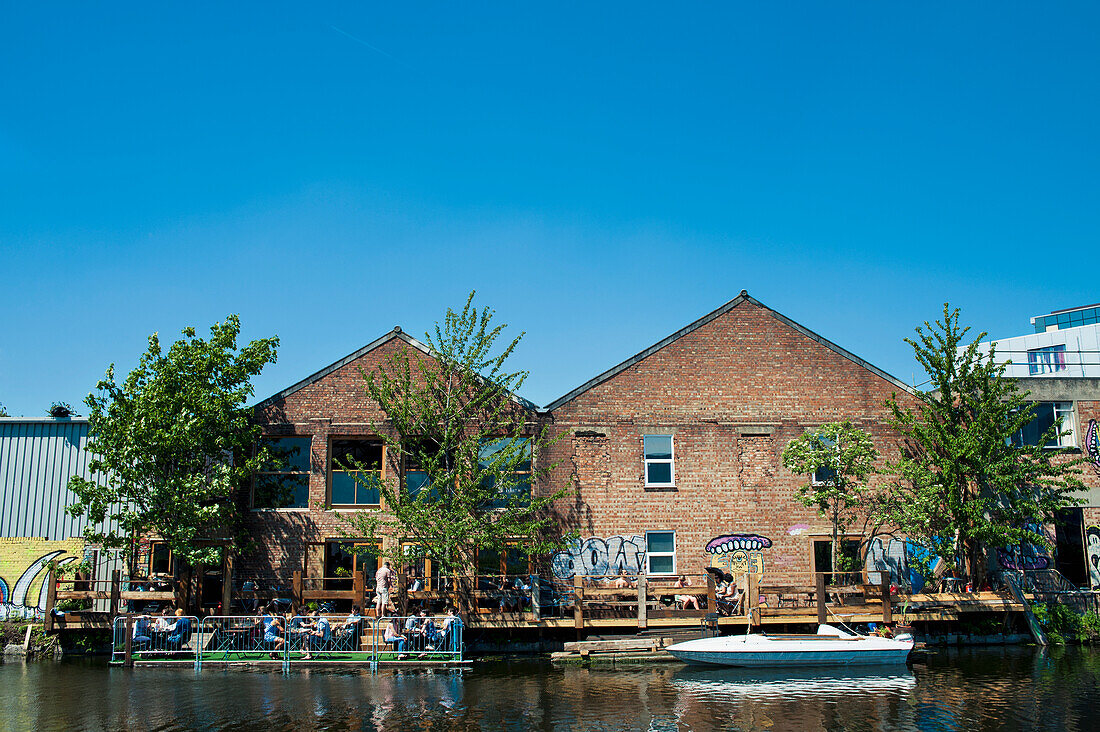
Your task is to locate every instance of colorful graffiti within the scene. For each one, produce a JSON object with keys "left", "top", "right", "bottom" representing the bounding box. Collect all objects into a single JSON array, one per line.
[
  {"left": 1087, "top": 526, "right": 1100, "bottom": 589},
  {"left": 864, "top": 537, "right": 909, "bottom": 587},
  {"left": 1085, "top": 420, "right": 1100, "bottom": 476},
  {"left": 705, "top": 534, "right": 771, "bottom": 575},
  {"left": 995, "top": 546, "right": 1051, "bottom": 571},
  {"left": 0, "top": 541, "right": 82, "bottom": 620},
  {"left": 550, "top": 535, "right": 646, "bottom": 579}
]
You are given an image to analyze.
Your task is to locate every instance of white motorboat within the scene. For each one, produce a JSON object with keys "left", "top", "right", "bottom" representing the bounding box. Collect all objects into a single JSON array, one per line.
[{"left": 666, "top": 624, "right": 913, "bottom": 668}]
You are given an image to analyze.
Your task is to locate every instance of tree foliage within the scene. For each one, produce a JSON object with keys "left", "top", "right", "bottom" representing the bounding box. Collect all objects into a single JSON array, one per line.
[
  {"left": 67, "top": 315, "right": 279, "bottom": 567},
  {"left": 782, "top": 420, "right": 878, "bottom": 575},
  {"left": 883, "top": 304, "right": 1085, "bottom": 583},
  {"left": 338, "top": 292, "right": 572, "bottom": 581}
]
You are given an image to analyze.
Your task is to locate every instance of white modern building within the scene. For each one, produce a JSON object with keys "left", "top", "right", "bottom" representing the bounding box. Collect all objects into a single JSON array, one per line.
[{"left": 976, "top": 303, "right": 1100, "bottom": 379}]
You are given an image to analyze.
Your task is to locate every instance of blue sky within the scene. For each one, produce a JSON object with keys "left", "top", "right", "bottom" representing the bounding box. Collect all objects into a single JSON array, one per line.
[{"left": 2, "top": 2, "right": 1098, "bottom": 416}]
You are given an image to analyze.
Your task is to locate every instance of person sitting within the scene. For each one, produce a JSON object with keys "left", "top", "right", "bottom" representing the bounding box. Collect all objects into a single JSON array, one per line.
[
  {"left": 165, "top": 609, "right": 192, "bottom": 651},
  {"left": 674, "top": 575, "right": 701, "bottom": 610},
  {"left": 716, "top": 580, "right": 742, "bottom": 616},
  {"left": 435, "top": 606, "right": 462, "bottom": 653},
  {"left": 263, "top": 613, "right": 286, "bottom": 657},
  {"left": 132, "top": 614, "right": 153, "bottom": 650},
  {"left": 383, "top": 619, "right": 407, "bottom": 657},
  {"left": 612, "top": 569, "right": 637, "bottom": 590},
  {"left": 404, "top": 609, "right": 426, "bottom": 651},
  {"left": 300, "top": 610, "right": 331, "bottom": 659}
]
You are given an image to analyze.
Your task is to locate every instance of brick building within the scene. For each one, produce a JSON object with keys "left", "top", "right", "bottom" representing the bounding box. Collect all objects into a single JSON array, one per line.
[{"left": 240, "top": 292, "right": 1100, "bottom": 593}]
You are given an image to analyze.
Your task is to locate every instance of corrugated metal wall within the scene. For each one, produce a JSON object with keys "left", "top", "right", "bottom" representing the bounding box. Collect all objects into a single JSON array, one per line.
[{"left": 0, "top": 418, "right": 117, "bottom": 540}]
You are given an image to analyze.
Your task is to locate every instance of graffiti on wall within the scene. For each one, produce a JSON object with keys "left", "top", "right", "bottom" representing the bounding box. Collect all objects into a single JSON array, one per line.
[
  {"left": 0, "top": 540, "right": 83, "bottom": 620},
  {"left": 1087, "top": 526, "right": 1100, "bottom": 590},
  {"left": 705, "top": 534, "right": 771, "bottom": 575},
  {"left": 551, "top": 535, "right": 646, "bottom": 579},
  {"left": 995, "top": 545, "right": 1051, "bottom": 571},
  {"left": 864, "top": 537, "right": 909, "bottom": 587},
  {"left": 1085, "top": 420, "right": 1100, "bottom": 476}
]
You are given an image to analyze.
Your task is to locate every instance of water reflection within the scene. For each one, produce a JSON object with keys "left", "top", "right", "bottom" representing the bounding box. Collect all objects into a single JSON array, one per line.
[{"left": 1, "top": 647, "right": 1098, "bottom": 731}]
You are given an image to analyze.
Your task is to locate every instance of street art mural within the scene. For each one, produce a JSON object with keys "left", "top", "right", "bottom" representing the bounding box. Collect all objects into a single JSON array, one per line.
[
  {"left": 0, "top": 539, "right": 83, "bottom": 620},
  {"left": 1085, "top": 420, "right": 1100, "bottom": 476},
  {"left": 1087, "top": 526, "right": 1100, "bottom": 589},
  {"left": 551, "top": 535, "right": 646, "bottom": 579},
  {"left": 864, "top": 537, "right": 909, "bottom": 587},
  {"left": 995, "top": 523, "right": 1051, "bottom": 572},
  {"left": 705, "top": 534, "right": 772, "bottom": 575}
]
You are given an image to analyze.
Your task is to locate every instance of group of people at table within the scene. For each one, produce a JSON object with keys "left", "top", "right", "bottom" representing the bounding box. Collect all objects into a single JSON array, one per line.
[
  {"left": 130, "top": 608, "right": 193, "bottom": 650},
  {"left": 593, "top": 571, "right": 745, "bottom": 615}
]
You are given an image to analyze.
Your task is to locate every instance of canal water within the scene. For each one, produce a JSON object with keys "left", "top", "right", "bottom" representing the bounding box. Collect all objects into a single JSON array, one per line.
[{"left": 2, "top": 646, "right": 1099, "bottom": 731}]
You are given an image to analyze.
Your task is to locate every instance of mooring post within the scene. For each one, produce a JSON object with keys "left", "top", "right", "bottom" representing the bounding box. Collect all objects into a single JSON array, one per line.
[
  {"left": 816, "top": 573, "right": 827, "bottom": 625},
  {"left": 881, "top": 578, "right": 892, "bottom": 625},
  {"left": 292, "top": 570, "right": 303, "bottom": 614}
]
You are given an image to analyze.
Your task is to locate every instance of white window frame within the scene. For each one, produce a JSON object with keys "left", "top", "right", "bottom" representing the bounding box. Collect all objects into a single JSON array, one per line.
[
  {"left": 645, "top": 530, "right": 676, "bottom": 575},
  {"left": 643, "top": 434, "right": 675, "bottom": 487},
  {"left": 1052, "top": 401, "right": 1076, "bottom": 447}
]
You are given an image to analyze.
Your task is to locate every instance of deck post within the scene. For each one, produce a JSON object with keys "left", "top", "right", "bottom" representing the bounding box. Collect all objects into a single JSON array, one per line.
[
  {"left": 747, "top": 573, "right": 759, "bottom": 626},
  {"left": 110, "top": 569, "right": 121, "bottom": 618},
  {"left": 44, "top": 571, "right": 57, "bottom": 633},
  {"left": 222, "top": 552, "right": 233, "bottom": 615},
  {"left": 292, "top": 570, "right": 303, "bottom": 613},
  {"left": 816, "top": 572, "right": 827, "bottom": 625},
  {"left": 881, "top": 578, "right": 892, "bottom": 624},
  {"left": 637, "top": 575, "right": 647, "bottom": 630},
  {"left": 353, "top": 569, "right": 366, "bottom": 612},
  {"left": 124, "top": 616, "right": 134, "bottom": 668},
  {"left": 706, "top": 573, "right": 717, "bottom": 613},
  {"left": 531, "top": 576, "right": 541, "bottom": 621},
  {"left": 573, "top": 574, "right": 584, "bottom": 634}
]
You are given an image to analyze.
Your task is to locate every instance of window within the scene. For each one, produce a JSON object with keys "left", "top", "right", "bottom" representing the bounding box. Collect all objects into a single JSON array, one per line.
[
  {"left": 323, "top": 540, "right": 380, "bottom": 591},
  {"left": 330, "top": 439, "right": 383, "bottom": 507},
  {"left": 813, "top": 538, "right": 862, "bottom": 579},
  {"left": 479, "top": 437, "right": 532, "bottom": 508},
  {"left": 476, "top": 543, "right": 531, "bottom": 578},
  {"left": 643, "top": 435, "right": 675, "bottom": 487},
  {"left": 1028, "top": 345, "right": 1067, "bottom": 375},
  {"left": 1012, "top": 402, "right": 1076, "bottom": 448},
  {"left": 404, "top": 440, "right": 446, "bottom": 502},
  {"left": 808, "top": 433, "right": 837, "bottom": 485},
  {"left": 149, "top": 542, "right": 172, "bottom": 576},
  {"left": 646, "top": 531, "right": 676, "bottom": 575},
  {"left": 252, "top": 437, "right": 311, "bottom": 509},
  {"left": 402, "top": 543, "right": 444, "bottom": 592}
]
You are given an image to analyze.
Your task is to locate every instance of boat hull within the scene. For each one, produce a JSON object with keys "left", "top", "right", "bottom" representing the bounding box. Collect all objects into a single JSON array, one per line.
[{"left": 667, "top": 632, "right": 913, "bottom": 668}]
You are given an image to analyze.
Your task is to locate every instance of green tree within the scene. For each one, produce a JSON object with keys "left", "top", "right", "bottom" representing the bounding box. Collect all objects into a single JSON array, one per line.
[
  {"left": 338, "top": 293, "right": 572, "bottom": 599},
  {"left": 883, "top": 305, "right": 1085, "bottom": 585},
  {"left": 782, "top": 420, "right": 878, "bottom": 578},
  {"left": 66, "top": 315, "right": 279, "bottom": 569}
]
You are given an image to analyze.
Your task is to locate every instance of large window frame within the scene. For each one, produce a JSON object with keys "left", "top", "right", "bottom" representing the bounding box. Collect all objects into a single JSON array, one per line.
[
  {"left": 251, "top": 436, "right": 312, "bottom": 510},
  {"left": 479, "top": 437, "right": 533, "bottom": 509},
  {"left": 645, "top": 530, "right": 676, "bottom": 575},
  {"left": 328, "top": 437, "right": 384, "bottom": 509},
  {"left": 643, "top": 435, "right": 675, "bottom": 488},
  {"left": 1027, "top": 344, "right": 1068, "bottom": 375},
  {"left": 1012, "top": 402, "right": 1076, "bottom": 449}
]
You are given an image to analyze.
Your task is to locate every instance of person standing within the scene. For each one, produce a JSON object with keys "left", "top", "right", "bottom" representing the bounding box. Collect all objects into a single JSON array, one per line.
[{"left": 375, "top": 561, "right": 394, "bottom": 617}]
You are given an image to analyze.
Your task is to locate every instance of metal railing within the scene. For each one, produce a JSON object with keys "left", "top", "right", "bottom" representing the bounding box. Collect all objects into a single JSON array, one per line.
[
  {"left": 373, "top": 615, "right": 463, "bottom": 661},
  {"left": 111, "top": 614, "right": 200, "bottom": 664},
  {"left": 111, "top": 613, "right": 463, "bottom": 669}
]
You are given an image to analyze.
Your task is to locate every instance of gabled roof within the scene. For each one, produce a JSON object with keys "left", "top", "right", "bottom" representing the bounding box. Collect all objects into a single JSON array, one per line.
[
  {"left": 255, "top": 328, "right": 432, "bottom": 408},
  {"left": 255, "top": 327, "right": 540, "bottom": 412},
  {"left": 542, "top": 290, "right": 915, "bottom": 412}
]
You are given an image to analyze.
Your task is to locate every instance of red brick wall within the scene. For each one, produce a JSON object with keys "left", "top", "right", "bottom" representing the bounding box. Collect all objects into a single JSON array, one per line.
[
  {"left": 242, "top": 336, "right": 426, "bottom": 582},
  {"left": 542, "top": 299, "right": 919, "bottom": 586}
]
